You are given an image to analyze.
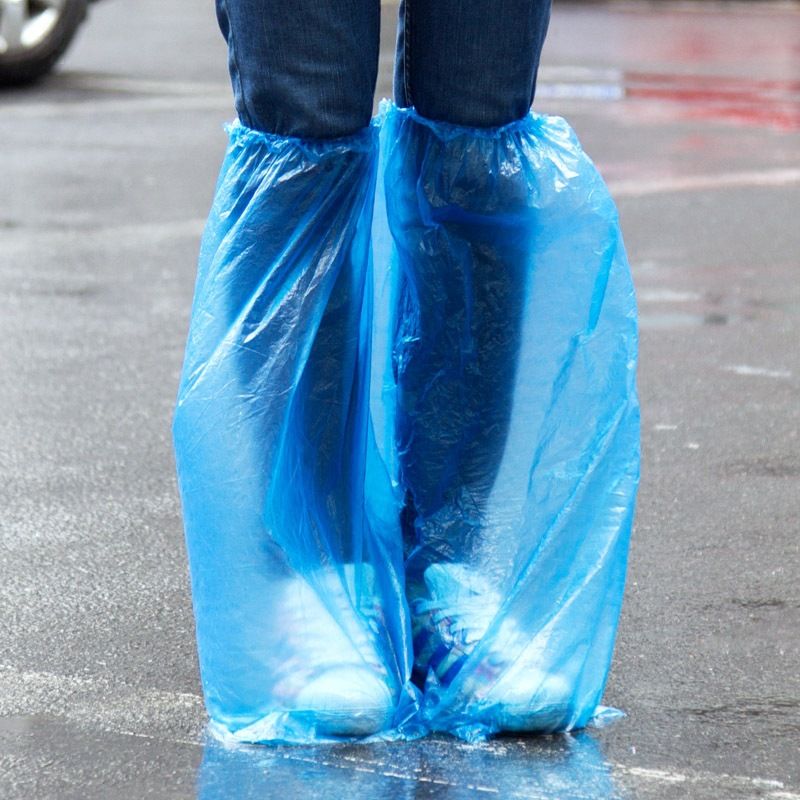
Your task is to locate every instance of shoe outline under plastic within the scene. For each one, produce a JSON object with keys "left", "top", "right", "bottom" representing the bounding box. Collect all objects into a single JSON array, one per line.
[
  {"left": 224, "top": 563, "right": 396, "bottom": 741},
  {"left": 410, "top": 562, "right": 573, "bottom": 730}
]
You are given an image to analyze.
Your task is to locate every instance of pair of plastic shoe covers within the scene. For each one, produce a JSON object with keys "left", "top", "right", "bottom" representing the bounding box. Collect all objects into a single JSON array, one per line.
[{"left": 172, "top": 100, "right": 640, "bottom": 745}]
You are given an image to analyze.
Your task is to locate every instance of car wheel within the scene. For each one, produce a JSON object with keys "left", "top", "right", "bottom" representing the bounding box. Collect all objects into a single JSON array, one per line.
[{"left": 0, "top": 0, "right": 88, "bottom": 86}]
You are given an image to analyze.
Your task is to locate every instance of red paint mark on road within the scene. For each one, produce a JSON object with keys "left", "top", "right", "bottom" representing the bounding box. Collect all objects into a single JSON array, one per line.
[{"left": 624, "top": 72, "right": 800, "bottom": 132}]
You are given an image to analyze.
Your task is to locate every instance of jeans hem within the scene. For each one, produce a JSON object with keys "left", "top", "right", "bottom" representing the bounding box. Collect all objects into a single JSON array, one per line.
[{"left": 225, "top": 117, "right": 378, "bottom": 152}]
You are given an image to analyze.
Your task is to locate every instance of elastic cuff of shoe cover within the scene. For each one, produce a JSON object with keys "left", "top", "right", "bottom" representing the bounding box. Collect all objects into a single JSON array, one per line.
[
  {"left": 375, "top": 98, "right": 543, "bottom": 139},
  {"left": 225, "top": 116, "right": 378, "bottom": 154}
]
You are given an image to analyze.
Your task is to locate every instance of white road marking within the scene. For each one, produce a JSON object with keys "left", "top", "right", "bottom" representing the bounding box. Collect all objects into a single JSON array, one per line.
[
  {"left": 537, "top": 83, "right": 624, "bottom": 101},
  {"left": 614, "top": 764, "right": 800, "bottom": 799},
  {"left": 539, "top": 66, "right": 623, "bottom": 83},
  {"left": 619, "top": 766, "right": 686, "bottom": 783},
  {"left": 609, "top": 167, "right": 800, "bottom": 198},
  {"left": 58, "top": 75, "right": 231, "bottom": 97},
  {"left": 724, "top": 364, "right": 793, "bottom": 379},
  {"left": 1, "top": 95, "right": 232, "bottom": 118},
  {"left": 2, "top": 218, "right": 207, "bottom": 255},
  {"left": 638, "top": 289, "right": 703, "bottom": 303}
]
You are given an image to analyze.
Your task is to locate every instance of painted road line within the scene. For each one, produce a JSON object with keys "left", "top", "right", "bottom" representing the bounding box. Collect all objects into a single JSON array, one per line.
[
  {"left": 1, "top": 218, "right": 208, "bottom": 256},
  {"left": 1, "top": 95, "right": 233, "bottom": 118},
  {"left": 724, "top": 364, "right": 793, "bottom": 379},
  {"left": 609, "top": 167, "right": 800, "bottom": 198}
]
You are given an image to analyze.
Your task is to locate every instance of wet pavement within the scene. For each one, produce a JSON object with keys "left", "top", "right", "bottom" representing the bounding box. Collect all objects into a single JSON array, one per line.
[{"left": 1, "top": 1, "right": 799, "bottom": 798}]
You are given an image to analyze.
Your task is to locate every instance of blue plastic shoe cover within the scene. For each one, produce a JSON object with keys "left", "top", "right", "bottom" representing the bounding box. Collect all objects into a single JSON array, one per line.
[
  {"left": 369, "top": 101, "right": 640, "bottom": 742},
  {"left": 173, "top": 100, "right": 639, "bottom": 746},
  {"left": 172, "top": 120, "right": 422, "bottom": 744}
]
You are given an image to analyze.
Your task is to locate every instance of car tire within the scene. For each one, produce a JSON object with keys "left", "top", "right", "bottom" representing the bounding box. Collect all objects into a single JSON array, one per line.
[{"left": 0, "top": 0, "right": 88, "bottom": 86}]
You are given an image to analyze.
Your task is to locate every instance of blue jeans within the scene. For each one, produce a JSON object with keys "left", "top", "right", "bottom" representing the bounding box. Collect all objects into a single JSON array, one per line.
[{"left": 215, "top": 0, "right": 551, "bottom": 137}]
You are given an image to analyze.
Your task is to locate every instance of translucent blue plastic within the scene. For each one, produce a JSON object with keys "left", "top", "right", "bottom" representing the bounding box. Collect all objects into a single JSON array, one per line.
[
  {"left": 172, "top": 120, "right": 422, "bottom": 744},
  {"left": 370, "top": 102, "right": 640, "bottom": 742},
  {"left": 172, "top": 101, "right": 639, "bottom": 745}
]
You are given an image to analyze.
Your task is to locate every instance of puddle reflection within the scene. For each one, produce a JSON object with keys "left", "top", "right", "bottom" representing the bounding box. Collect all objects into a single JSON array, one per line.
[{"left": 195, "top": 730, "right": 623, "bottom": 799}]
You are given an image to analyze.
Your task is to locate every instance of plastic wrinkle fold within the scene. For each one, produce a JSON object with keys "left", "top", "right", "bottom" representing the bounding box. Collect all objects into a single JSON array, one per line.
[{"left": 172, "top": 100, "right": 640, "bottom": 746}]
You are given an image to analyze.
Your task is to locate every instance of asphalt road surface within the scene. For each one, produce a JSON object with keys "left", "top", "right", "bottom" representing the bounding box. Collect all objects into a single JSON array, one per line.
[{"left": 1, "top": 1, "right": 798, "bottom": 798}]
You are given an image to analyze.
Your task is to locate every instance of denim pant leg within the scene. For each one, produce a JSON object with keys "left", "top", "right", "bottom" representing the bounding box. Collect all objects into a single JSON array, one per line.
[
  {"left": 216, "top": 0, "right": 380, "bottom": 138},
  {"left": 389, "top": 1, "right": 553, "bottom": 566},
  {"left": 393, "top": 0, "right": 552, "bottom": 127},
  {"left": 207, "top": 4, "right": 383, "bottom": 564}
]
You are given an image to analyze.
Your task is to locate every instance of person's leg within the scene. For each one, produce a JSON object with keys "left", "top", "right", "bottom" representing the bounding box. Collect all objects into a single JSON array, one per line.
[
  {"left": 213, "top": 0, "right": 383, "bottom": 568},
  {"left": 174, "top": 1, "right": 421, "bottom": 743},
  {"left": 217, "top": 0, "right": 379, "bottom": 138},
  {"left": 381, "top": 1, "right": 639, "bottom": 739},
  {"left": 394, "top": 0, "right": 551, "bottom": 127},
  {"left": 390, "top": 0, "right": 552, "bottom": 568}
]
